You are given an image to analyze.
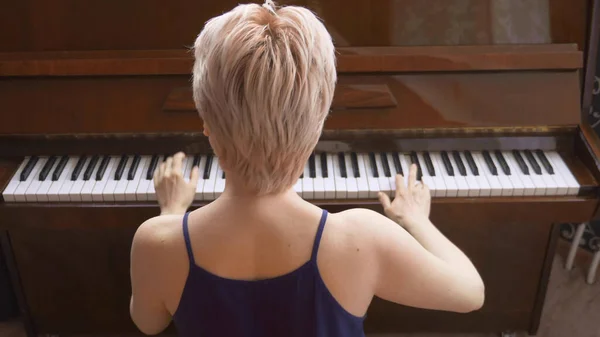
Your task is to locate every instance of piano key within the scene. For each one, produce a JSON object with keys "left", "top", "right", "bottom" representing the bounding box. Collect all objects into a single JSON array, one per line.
[
  {"left": 355, "top": 153, "right": 371, "bottom": 199},
  {"left": 535, "top": 150, "right": 554, "bottom": 175},
  {"left": 469, "top": 152, "right": 492, "bottom": 197},
  {"left": 526, "top": 151, "right": 559, "bottom": 195},
  {"left": 545, "top": 152, "right": 580, "bottom": 195},
  {"left": 308, "top": 154, "right": 316, "bottom": 178},
  {"left": 463, "top": 151, "right": 478, "bottom": 176},
  {"left": 512, "top": 150, "right": 529, "bottom": 175},
  {"left": 332, "top": 153, "right": 347, "bottom": 199},
  {"left": 440, "top": 151, "right": 454, "bottom": 176},
  {"left": 320, "top": 153, "right": 328, "bottom": 178},
  {"left": 52, "top": 156, "right": 69, "bottom": 181},
  {"left": 183, "top": 157, "right": 194, "bottom": 182},
  {"left": 20, "top": 156, "right": 39, "bottom": 181},
  {"left": 49, "top": 157, "right": 80, "bottom": 202},
  {"left": 447, "top": 152, "right": 469, "bottom": 197},
  {"left": 451, "top": 151, "right": 467, "bottom": 177},
  {"left": 539, "top": 152, "right": 568, "bottom": 195},
  {"left": 301, "top": 161, "right": 314, "bottom": 199},
  {"left": 323, "top": 154, "right": 336, "bottom": 199},
  {"left": 24, "top": 157, "right": 49, "bottom": 202},
  {"left": 146, "top": 155, "right": 160, "bottom": 180},
  {"left": 2, "top": 157, "right": 31, "bottom": 202},
  {"left": 424, "top": 152, "right": 447, "bottom": 197},
  {"left": 71, "top": 156, "right": 97, "bottom": 201},
  {"left": 524, "top": 150, "right": 542, "bottom": 175},
  {"left": 102, "top": 156, "right": 124, "bottom": 202},
  {"left": 505, "top": 150, "right": 535, "bottom": 196},
  {"left": 342, "top": 154, "right": 359, "bottom": 198},
  {"left": 482, "top": 151, "right": 498, "bottom": 176},
  {"left": 423, "top": 152, "right": 435, "bottom": 176},
  {"left": 214, "top": 161, "right": 226, "bottom": 198},
  {"left": 38, "top": 156, "right": 57, "bottom": 181},
  {"left": 124, "top": 156, "right": 149, "bottom": 201},
  {"left": 431, "top": 152, "right": 457, "bottom": 197},
  {"left": 192, "top": 155, "right": 201, "bottom": 168},
  {"left": 367, "top": 152, "right": 378, "bottom": 178},
  {"left": 83, "top": 155, "right": 99, "bottom": 181},
  {"left": 193, "top": 155, "right": 207, "bottom": 201},
  {"left": 416, "top": 152, "right": 438, "bottom": 197},
  {"left": 488, "top": 151, "right": 514, "bottom": 196},
  {"left": 494, "top": 150, "right": 511, "bottom": 176},
  {"left": 91, "top": 156, "right": 117, "bottom": 202},
  {"left": 96, "top": 156, "right": 110, "bottom": 181},
  {"left": 391, "top": 152, "right": 403, "bottom": 175},
  {"left": 350, "top": 153, "right": 360, "bottom": 178},
  {"left": 456, "top": 151, "right": 480, "bottom": 197},
  {"left": 380, "top": 153, "right": 391, "bottom": 178},
  {"left": 408, "top": 151, "right": 423, "bottom": 181},
  {"left": 203, "top": 154, "right": 214, "bottom": 180},
  {"left": 374, "top": 153, "right": 392, "bottom": 197},
  {"left": 514, "top": 150, "right": 545, "bottom": 196},
  {"left": 361, "top": 153, "right": 380, "bottom": 198},
  {"left": 127, "top": 155, "right": 141, "bottom": 181},
  {"left": 114, "top": 155, "right": 128, "bottom": 181},
  {"left": 313, "top": 154, "right": 326, "bottom": 199},
  {"left": 500, "top": 151, "right": 527, "bottom": 196},
  {"left": 202, "top": 155, "right": 219, "bottom": 200},
  {"left": 71, "top": 156, "right": 87, "bottom": 181}
]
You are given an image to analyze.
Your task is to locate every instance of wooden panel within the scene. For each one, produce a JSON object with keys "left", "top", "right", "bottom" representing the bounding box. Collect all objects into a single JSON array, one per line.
[
  {"left": 0, "top": 0, "right": 588, "bottom": 52},
  {"left": 0, "top": 71, "right": 582, "bottom": 134},
  {"left": 0, "top": 45, "right": 583, "bottom": 76}
]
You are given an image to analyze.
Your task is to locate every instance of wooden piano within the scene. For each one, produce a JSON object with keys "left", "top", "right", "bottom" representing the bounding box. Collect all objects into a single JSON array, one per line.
[{"left": 1, "top": 0, "right": 599, "bottom": 336}]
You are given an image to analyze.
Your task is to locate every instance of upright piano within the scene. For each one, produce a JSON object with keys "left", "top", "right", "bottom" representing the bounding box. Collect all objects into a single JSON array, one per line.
[{"left": 1, "top": 1, "right": 599, "bottom": 336}]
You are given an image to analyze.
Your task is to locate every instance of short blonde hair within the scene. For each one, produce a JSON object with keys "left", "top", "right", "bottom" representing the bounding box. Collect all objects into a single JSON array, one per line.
[{"left": 192, "top": 0, "right": 336, "bottom": 195}]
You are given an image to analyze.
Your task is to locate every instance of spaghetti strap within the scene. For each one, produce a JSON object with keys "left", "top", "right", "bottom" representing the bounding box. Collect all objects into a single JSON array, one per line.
[
  {"left": 182, "top": 212, "right": 195, "bottom": 265},
  {"left": 310, "top": 209, "right": 328, "bottom": 261}
]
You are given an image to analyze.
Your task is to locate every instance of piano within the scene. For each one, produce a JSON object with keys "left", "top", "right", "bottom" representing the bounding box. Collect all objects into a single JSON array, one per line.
[{"left": 1, "top": 1, "right": 599, "bottom": 336}]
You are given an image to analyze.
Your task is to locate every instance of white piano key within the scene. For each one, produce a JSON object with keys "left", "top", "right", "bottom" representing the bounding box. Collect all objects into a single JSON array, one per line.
[
  {"left": 2, "top": 157, "right": 31, "bottom": 202},
  {"left": 344, "top": 153, "right": 359, "bottom": 199},
  {"left": 124, "top": 156, "right": 149, "bottom": 202},
  {"left": 49, "top": 157, "right": 79, "bottom": 202},
  {"left": 488, "top": 152, "right": 514, "bottom": 197},
  {"left": 214, "top": 161, "right": 226, "bottom": 198},
  {"left": 183, "top": 157, "right": 193, "bottom": 182},
  {"left": 532, "top": 153, "right": 559, "bottom": 195},
  {"left": 546, "top": 152, "right": 580, "bottom": 195},
  {"left": 301, "top": 160, "right": 314, "bottom": 199},
  {"left": 416, "top": 152, "right": 438, "bottom": 197},
  {"left": 202, "top": 156, "right": 218, "bottom": 200},
  {"left": 398, "top": 154, "right": 411, "bottom": 188},
  {"left": 357, "top": 153, "right": 376, "bottom": 198},
  {"left": 363, "top": 153, "right": 380, "bottom": 199},
  {"left": 472, "top": 152, "right": 502, "bottom": 197},
  {"left": 101, "top": 156, "right": 122, "bottom": 202},
  {"left": 499, "top": 151, "right": 525, "bottom": 196},
  {"left": 374, "top": 153, "right": 392, "bottom": 197},
  {"left": 513, "top": 151, "right": 544, "bottom": 196},
  {"left": 24, "top": 157, "right": 49, "bottom": 202},
  {"left": 112, "top": 156, "right": 135, "bottom": 201},
  {"left": 13, "top": 157, "right": 44, "bottom": 202},
  {"left": 464, "top": 152, "right": 490, "bottom": 197},
  {"left": 69, "top": 156, "right": 91, "bottom": 202},
  {"left": 147, "top": 156, "right": 165, "bottom": 201},
  {"left": 332, "top": 154, "right": 347, "bottom": 199},
  {"left": 426, "top": 152, "right": 447, "bottom": 197},
  {"left": 80, "top": 158, "right": 102, "bottom": 202},
  {"left": 91, "top": 157, "right": 117, "bottom": 202},
  {"left": 446, "top": 153, "right": 469, "bottom": 197},
  {"left": 323, "top": 154, "right": 336, "bottom": 199},
  {"left": 457, "top": 152, "right": 480, "bottom": 197},
  {"left": 35, "top": 157, "right": 61, "bottom": 202},
  {"left": 137, "top": 156, "right": 158, "bottom": 201},
  {"left": 313, "top": 155, "right": 326, "bottom": 199},
  {"left": 431, "top": 153, "right": 458, "bottom": 197},
  {"left": 536, "top": 151, "right": 568, "bottom": 196},
  {"left": 193, "top": 155, "right": 207, "bottom": 201}
]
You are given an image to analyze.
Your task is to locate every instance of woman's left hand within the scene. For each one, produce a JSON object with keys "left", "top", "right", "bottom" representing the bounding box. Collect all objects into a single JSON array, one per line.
[{"left": 154, "top": 152, "right": 199, "bottom": 215}]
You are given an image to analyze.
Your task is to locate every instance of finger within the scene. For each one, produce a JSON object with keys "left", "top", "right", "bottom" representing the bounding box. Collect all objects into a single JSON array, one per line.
[
  {"left": 408, "top": 163, "right": 417, "bottom": 189},
  {"left": 172, "top": 152, "right": 185, "bottom": 174},
  {"left": 395, "top": 174, "right": 406, "bottom": 197},
  {"left": 164, "top": 157, "right": 173, "bottom": 178},
  {"left": 189, "top": 166, "right": 200, "bottom": 187},
  {"left": 154, "top": 162, "right": 165, "bottom": 188},
  {"left": 378, "top": 192, "right": 391, "bottom": 210}
]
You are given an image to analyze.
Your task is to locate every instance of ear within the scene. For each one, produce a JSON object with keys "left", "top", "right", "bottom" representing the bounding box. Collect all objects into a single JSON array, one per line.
[{"left": 202, "top": 123, "right": 210, "bottom": 137}]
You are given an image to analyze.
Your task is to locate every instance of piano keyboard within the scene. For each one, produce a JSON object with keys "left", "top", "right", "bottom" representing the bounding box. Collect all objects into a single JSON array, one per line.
[{"left": 2, "top": 150, "right": 580, "bottom": 203}]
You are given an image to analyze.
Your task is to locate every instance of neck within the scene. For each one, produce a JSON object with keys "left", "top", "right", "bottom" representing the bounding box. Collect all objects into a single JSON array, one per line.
[{"left": 219, "top": 171, "right": 300, "bottom": 203}]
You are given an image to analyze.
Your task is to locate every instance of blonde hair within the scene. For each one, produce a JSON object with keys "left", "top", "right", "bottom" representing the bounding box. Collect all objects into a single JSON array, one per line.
[{"left": 192, "top": 1, "right": 336, "bottom": 195}]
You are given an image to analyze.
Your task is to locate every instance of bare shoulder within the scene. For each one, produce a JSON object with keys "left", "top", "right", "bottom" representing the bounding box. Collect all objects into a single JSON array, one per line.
[
  {"left": 331, "top": 207, "right": 401, "bottom": 238},
  {"left": 132, "top": 214, "right": 187, "bottom": 254}
]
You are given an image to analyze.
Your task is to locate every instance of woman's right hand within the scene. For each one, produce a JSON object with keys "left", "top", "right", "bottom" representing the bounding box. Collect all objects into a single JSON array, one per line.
[{"left": 378, "top": 163, "right": 431, "bottom": 230}]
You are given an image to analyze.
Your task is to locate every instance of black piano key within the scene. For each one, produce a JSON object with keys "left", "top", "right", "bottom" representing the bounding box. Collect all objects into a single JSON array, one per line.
[
  {"left": 222, "top": 170, "right": 226, "bottom": 179},
  {"left": 494, "top": 150, "right": 510, "bottom": 175},
  {"left": 320, "top": 153, "right": 328, "bottom": 178},
  {"left": 114, "top": 155, "right": 128, "bottom": 180},
  {"left": 71, "top": 156, "right": 87, "bottom": 181},
  {"left": 351, "top": 152, "right": 360, "bottom": 178},
  {"left": 409, "top": 151, "right": 422, "bottom": 180},
  {"left": 20, "top": 156, "right": 39, "bottom": 181},
  {"left": 146, "top": 155, "right": 159, "bottom": 180},
  {"left": 83, "top": 155, "right": 99, "bottom": 181},
  {"left": 203, "top": 155, "right": 213, "bottom": 179},
  {"left": 392, "top": 152, "right": 402, "bottom": 175},
  {"left": 367, "top": 152, "right": 378, "bottom": 178},
  {"left": 523, "top": 150, "right": 542, "bottom": 175},
  {"left": 463, "top": 151, "right": 478, "bottom": 176},
  {"left": 482, "top": 151, "right": 497, "bottom": 175},
  {"left": 192, "top": 155, "right": 201, "bottom": 167},
  {"left": 338, "top": 152, "right": 347, "bottom": 178},
  {"left": 127, "top": 155, "right": 141, "bottom": 180},
  {"left": 535, "top": 150, "right": 554, "bottom": 175},
  {"left": 511, "top": 150, "right": 529, "bottom": 175},
  {"left": 451, "top": 151, "right": 466, "bottom": 176},
  {"left": 52, "top": 156, "right": 69, "bottom": 181},
  {"left": 38, "top": 156, "right": 57, "bottom": 181},
  {"left": 423, "top": 152, "right": 435, "bottom": 176},
  {"left": 95, "top": 156, "right": 110, "bottom": 181},
  {"left": 380, "top": 153, "right": 391, "bottom": 178},
  {"left": 440, "top": 151, "right": 454, "bottom": 176},
  {"left": 309, "top": 154, "right": 316, "bottom": 178}
]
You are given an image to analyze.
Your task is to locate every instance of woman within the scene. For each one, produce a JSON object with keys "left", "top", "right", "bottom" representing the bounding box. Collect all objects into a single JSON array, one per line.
[{"left": 129, "top": 1, "right": 484, "bottom": 336}]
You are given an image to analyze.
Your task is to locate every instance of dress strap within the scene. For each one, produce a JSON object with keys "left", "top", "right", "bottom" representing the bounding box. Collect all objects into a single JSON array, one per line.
[
  {"left": 310, "top": 209, "right": 329, "bottom": 261},
  {"left": 182, "top": 212, "right": 195, "bottom": 265}
]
